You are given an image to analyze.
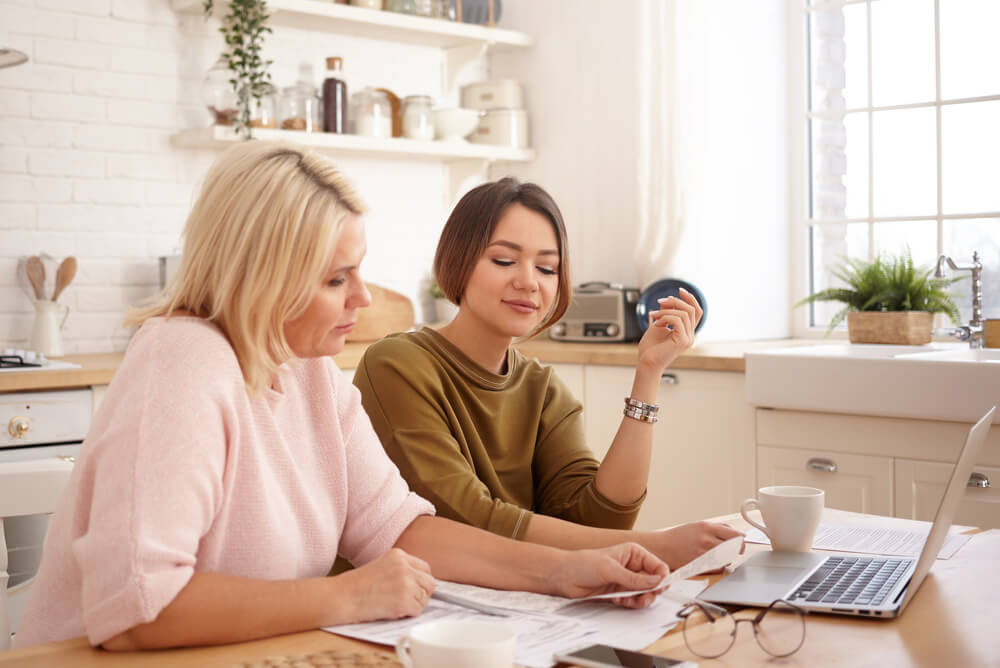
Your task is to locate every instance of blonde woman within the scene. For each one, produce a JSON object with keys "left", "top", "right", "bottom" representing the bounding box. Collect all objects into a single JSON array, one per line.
[
  {"left": 14, "top": 143, "right": 668, "bottom": 651},
  {"left": 355, "top": 178, "right": 742, "bottom": 572}
]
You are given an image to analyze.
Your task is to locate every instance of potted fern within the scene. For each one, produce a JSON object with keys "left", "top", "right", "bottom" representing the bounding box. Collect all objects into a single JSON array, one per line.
[{"left": 796, "top": 251, "right": 962, "bottom": 344}]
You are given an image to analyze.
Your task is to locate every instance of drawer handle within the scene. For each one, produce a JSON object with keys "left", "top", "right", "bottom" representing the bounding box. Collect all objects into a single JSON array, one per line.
[
  {"left": 806, "top": 457, "right": 838, "bottom": 473},
  {"left": 967, "top": 472, "right": 991, "bottom": 489},
  {"left": 660, "top": 373, "right": 678, "bottom": 385}
]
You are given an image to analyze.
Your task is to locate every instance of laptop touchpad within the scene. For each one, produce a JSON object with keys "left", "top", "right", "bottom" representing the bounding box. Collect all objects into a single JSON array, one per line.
[
  {"left": 736, "top": 565, "right": 807, "bottom": 585},
  {"left": 700, "top": 551, "right": 826, "bottom": 607}
]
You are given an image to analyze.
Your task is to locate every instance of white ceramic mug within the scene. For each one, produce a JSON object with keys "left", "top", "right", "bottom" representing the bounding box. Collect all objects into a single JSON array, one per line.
[
  {"left": 29, "top": 299, "right": 70, "bottom": 358},
  {"left": 395, "top": 619, "right": 515, "bottom": 668},
  {"left": 741, "top": 486, "right": 824, "bottom": 552}
]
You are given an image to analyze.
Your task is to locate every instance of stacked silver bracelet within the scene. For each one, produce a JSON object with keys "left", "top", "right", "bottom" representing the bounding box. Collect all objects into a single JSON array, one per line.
[{"left": 623, "top": 397, "right": 659, "bottom": 424}]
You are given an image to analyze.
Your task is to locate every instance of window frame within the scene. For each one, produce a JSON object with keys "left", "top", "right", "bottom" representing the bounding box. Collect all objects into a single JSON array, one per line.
[{"left": 790, "top": 0, "right": 1000, "bottom": 338}]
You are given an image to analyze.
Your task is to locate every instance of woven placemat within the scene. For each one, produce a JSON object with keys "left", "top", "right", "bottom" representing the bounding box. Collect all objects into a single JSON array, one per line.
[{"left": 232, "top": 648, "right": 402, "bottom": 668}]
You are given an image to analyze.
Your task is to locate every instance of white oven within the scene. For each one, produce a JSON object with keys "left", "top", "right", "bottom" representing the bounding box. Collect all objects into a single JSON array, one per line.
[{"left": 1, "top": 389, "right": 91, "bottom": 631}]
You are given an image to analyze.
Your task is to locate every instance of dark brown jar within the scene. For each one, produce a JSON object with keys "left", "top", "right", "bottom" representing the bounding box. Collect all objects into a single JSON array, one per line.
[{"left": 322, "top": 57, "right": 348, "bottom": 134}]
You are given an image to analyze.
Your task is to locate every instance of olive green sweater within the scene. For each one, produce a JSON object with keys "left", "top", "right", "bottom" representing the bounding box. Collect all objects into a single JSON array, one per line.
[{"left": 353, "top": 328, "right": 643, "bottom": 540}]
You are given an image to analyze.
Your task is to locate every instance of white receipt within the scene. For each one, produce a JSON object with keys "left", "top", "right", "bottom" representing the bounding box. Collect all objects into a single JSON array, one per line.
[
  {"left": 580, "top": 536, "right": 744, "bottom": 600},
  {"left": 431, "top": 536, "right": 743, "bottom": 613}
]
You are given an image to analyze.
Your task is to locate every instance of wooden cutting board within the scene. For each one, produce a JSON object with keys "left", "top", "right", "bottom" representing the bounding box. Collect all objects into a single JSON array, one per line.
[{"left": 346, "top": 283, "right": 415, "bottom": 342}]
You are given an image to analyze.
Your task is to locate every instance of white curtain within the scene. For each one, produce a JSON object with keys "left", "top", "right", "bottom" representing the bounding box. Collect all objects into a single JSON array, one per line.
[{"left": 636, "top": 0, "right": 687, "bottom": 290}]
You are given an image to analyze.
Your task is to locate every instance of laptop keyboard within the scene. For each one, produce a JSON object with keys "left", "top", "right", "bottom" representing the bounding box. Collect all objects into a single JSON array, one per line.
[{"left": 788, "top": 556, "right": 910, "bottom": 607}]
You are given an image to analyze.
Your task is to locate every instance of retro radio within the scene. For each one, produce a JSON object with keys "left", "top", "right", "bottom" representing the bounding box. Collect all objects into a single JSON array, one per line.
[{"left": 549, "top": 282, "right": 642, "bottom": 342}]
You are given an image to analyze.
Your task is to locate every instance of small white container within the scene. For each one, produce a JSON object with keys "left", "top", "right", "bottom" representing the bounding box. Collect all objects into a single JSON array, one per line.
[
  {"left": 468, "top": 108, "right": 529, "bottom": 149},
  {"left": 461, "top": 80, "right": 523, "bottom": 110},
  {"left": 402, "top": 95, "right": 435, "bottom": 141}
]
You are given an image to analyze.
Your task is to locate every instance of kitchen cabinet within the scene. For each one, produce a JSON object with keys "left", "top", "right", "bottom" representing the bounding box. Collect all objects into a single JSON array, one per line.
[
  {"left": 574, "top": 365, "right": 755, "bottom": 531},
  {"left": 894, "top": 458, "right": 999, "bottom": 529},
  {"left": 757, "top": 445, "right": 893, "bottom": 516},
  {"left": 755, "top": 409, "right": 1000, "bottom": 529},
  {"left": 170, "top": 0, "right": 535, "bottom": 203}
]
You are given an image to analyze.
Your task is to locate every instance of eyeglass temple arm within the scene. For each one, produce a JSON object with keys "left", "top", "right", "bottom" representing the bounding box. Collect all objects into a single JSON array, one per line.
[{"left": 661, "top": 589, "right": 729, "bottom": 617}]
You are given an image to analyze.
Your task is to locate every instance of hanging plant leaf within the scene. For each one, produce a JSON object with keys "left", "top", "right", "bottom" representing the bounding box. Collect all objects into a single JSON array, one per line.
[{"left": 203, "top": 0, "right": 273, "bottom": 140}]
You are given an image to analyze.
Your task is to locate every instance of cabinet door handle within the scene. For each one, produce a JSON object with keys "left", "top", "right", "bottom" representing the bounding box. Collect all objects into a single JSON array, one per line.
[
  {"left": 660, "top": 373, "right": 678, "bottom": 385},
  {"left": 967, "top": 472, "right": 991, "bottom": 489},
  {"left": 806, "top": 457, "right": 838, "bottom": 473}
]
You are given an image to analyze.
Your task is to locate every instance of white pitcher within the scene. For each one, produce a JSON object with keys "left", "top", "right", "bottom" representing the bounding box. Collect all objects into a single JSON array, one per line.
[{"left": 30, "top": 299, "right": 70, "bottom": 358}]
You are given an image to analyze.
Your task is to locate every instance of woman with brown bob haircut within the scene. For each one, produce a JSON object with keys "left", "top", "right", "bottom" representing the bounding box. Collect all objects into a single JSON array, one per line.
[{"left": 355, "top": 177, "right": 741, "bottom": 573}]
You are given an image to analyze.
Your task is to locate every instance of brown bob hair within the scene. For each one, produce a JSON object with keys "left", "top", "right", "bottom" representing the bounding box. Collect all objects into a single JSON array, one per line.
[{"left": 432, "top": 177, "right": 572, "bottom": 335}]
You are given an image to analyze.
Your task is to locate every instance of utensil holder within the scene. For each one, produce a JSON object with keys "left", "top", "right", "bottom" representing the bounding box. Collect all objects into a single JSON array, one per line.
[{"left": 30, "top": 300, "right": 70, "bottom": 358}]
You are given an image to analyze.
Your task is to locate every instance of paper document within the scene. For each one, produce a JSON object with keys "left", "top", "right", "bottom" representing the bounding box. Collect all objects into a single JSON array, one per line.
[
  {"left": 432, "top": 536, "right": 743, "bottom": 613},
  {"left": 745, "top": 523, "right": 972, "bottom": 559},
  {"left": 325, "top": 579, "right": 709, "bottom": 668}
]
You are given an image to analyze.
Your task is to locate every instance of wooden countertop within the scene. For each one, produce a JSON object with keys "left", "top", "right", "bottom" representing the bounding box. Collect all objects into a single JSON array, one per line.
[{"left": 0, "top": 338, "right": 827, "bottom": 393}]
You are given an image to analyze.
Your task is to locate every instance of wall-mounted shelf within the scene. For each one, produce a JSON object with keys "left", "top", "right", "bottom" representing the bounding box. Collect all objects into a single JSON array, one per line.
[
  {"left": 172, "top": 126, "right": 534, "bottom": 203},
  {"left": 172, "top": 0, "right": 533, "bottom": 50},
  {"left": 171, "top": 126, "right": 535, "bottom": 163}
]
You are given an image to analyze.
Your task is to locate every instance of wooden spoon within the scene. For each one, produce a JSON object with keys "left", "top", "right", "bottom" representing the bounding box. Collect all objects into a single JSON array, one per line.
[
  {"left": 52, "top": 256, "right": 78, "bottom": 302},
  {"left": 26, "top": 256, "right": 46, "bottom": 300}
]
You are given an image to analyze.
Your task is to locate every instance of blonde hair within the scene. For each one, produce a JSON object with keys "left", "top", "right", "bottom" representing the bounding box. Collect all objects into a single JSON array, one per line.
[{"left": 128, "top": 141, "right": 366, "bottom": 395}]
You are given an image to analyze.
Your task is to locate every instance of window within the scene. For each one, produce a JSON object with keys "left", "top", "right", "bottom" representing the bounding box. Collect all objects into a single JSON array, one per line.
[{"left": 803, "top": 0, "right": 1000, "bottom": 331}]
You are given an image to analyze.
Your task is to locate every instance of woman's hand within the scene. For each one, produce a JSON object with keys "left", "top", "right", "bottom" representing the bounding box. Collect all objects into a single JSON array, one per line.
[
  {"left": 636, "top": 287, "right": 703, "bottom": 372},
  {"left": 549, "top": 543, "right": 670, "bottom": 609},
  {"left": 646, "top": 521, "right": 745, "bottom": 571},
  {"left": 336, "top": 548, "right": 436, "bottom": 622}
]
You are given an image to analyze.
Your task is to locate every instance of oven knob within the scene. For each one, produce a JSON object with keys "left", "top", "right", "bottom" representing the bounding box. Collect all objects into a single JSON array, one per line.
[
  {"left": 8, "top": 416, "right": 29, "bottom": 439},
  {"left": 605, "top": 323, "right": 620, "bottom": 337},
  {"left": 552, "top": 322, "right": 566, "bottom": 337}
]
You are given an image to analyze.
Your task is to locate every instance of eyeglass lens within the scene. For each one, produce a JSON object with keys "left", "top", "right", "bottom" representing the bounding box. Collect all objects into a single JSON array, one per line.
[
  {"left": 682, "top": 601, "right": 805, "bottom": 658},
  {"left": 753, "top": 600, "right": 806, "bottom": 657},
  {"left": 682, "top": 607, "right": 737, "bottom": 658}
]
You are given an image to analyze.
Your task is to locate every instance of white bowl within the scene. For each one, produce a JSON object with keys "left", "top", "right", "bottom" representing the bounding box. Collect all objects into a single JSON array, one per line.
[{"left": 432, "top": 107, "right": 481, "bottom": 142}]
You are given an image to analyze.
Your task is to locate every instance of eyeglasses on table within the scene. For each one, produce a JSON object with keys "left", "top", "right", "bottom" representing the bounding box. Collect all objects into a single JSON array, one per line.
[{"left": 676, "top": 598, "right": 807, "bottom": 658}]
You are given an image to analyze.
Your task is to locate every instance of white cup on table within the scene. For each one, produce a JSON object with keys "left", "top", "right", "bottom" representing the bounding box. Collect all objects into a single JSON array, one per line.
[
  {"left": 741, "top": 485, "right": 824, "bottom": 552},
  {"left": 395, "top": 619, "right": 515, "bottom": 668}
]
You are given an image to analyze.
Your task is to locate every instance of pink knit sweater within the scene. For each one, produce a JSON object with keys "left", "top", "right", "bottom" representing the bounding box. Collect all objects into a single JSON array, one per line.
[{"left": 14, "top": 317, "right": 434, "bottom": 648}]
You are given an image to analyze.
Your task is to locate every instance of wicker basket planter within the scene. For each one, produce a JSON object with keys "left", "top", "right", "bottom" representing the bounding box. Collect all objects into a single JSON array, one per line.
[{"left": 847, "top": 311, "right": 934, "bottom": 345}]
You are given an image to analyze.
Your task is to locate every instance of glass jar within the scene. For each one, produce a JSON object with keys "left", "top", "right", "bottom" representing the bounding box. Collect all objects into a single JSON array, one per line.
[
  {"left": 350, "top": 88, "right": 393, "bottom": 138},
  {"left": 413, "top": 0, "right": 447, "bottom": 17},
  {"left": 248, "top": 83, "right": 278, "bottom": 129},
  {"left": 385, "top": 0, "right": 417, "bottom": 14},
  {"left": 202, "top": 55, "right": 238, "bottom": 126},
  {"left": 279, "top": 79, "right": 322, "bottom": 132},
  {"left": 402, "top": 95, "right": 435, "bottom": 140}
]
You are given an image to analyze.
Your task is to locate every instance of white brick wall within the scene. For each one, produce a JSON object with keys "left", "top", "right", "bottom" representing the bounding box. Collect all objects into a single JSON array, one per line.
[{"left": 1, "top": 0, "right": 461, "bottom": 354}]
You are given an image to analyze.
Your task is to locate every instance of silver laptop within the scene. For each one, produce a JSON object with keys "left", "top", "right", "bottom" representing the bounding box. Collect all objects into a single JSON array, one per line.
[{"left": 700, "top": 405, "right": 996, "bottom": 619}]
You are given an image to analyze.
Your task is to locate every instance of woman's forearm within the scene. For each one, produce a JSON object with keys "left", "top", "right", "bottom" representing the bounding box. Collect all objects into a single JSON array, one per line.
[
  {"left": 101, "top": 572, "right": 354, "bottom": 650},
  {"left": 593, "top": 362, "right": 663, "bottom": 504},
  {"left": 394, "top": 516, "right": 567, "bottom": 595}
]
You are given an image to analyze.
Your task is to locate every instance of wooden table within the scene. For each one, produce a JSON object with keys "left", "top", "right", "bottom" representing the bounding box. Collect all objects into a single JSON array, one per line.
[{"left": 1, "top": 510, "right": 997, "bottom": 667}]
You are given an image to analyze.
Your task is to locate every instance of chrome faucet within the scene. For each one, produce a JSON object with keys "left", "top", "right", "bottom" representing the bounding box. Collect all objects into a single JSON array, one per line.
[{"left": 934, "top": 251, "right": 984, "bottom": 349}]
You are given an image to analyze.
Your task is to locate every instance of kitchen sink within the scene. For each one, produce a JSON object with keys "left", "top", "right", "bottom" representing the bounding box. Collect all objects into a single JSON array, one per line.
[
  {"left": 894, "top": 348, "right": 1000, "bottom": 363},
  {"left": 746, "top": 343, "right": 1000, "bottom": 423}
]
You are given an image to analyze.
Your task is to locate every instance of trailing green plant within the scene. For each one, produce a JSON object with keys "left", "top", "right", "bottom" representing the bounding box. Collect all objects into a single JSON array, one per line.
[
  {"left": 795, "top": 250, "right": 963, "bottom": 334},
  {"left": 203, "top": 0, "right": 273, "bottom": 140}
]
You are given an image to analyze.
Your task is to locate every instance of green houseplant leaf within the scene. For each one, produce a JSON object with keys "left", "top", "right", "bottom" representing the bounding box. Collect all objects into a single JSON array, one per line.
[
  {"left": 795, "top": 250, "right": 963, "bottom": 335},
  {"left": 204, "top": 0, "right": 273, "bottom": 140}
]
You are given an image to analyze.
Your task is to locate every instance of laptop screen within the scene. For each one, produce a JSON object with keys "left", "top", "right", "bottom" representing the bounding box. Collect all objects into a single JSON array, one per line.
[{"left": 898, "top": 405, "right": 995, "bottom": 611}]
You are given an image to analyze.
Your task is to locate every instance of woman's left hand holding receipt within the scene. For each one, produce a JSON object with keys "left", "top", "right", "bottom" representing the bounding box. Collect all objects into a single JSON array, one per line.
[{"left": 550, "top": 542, "right": 669, "bottom": 610}]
